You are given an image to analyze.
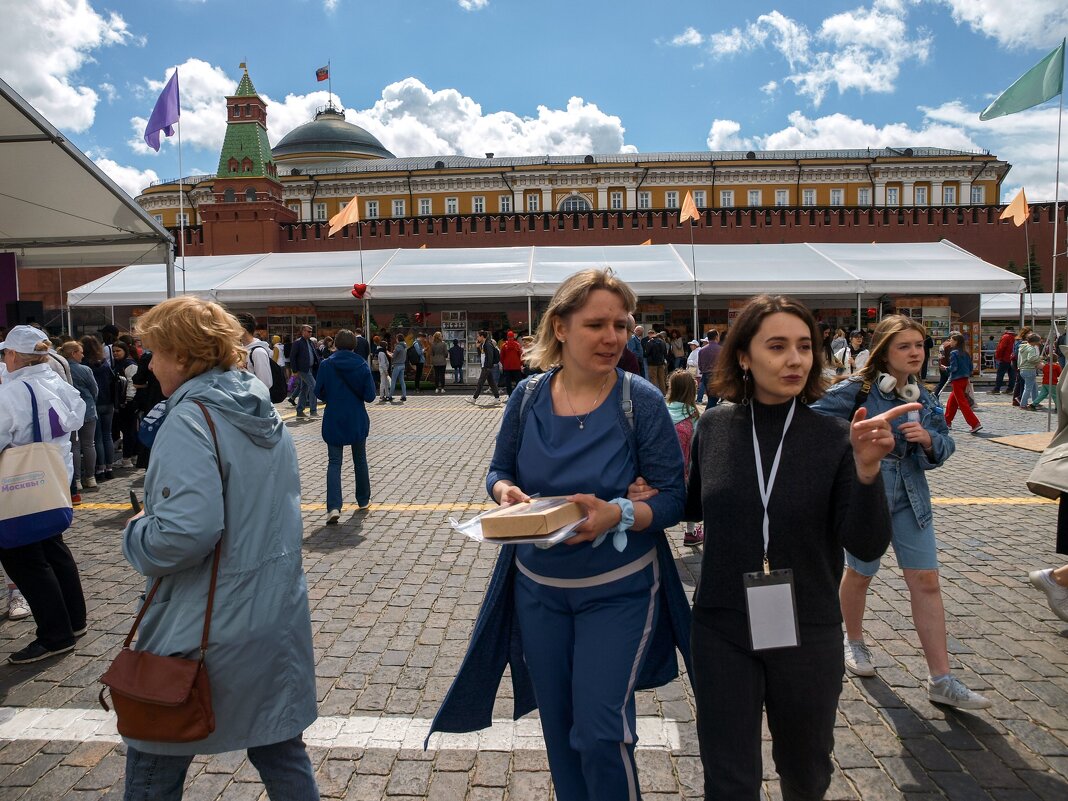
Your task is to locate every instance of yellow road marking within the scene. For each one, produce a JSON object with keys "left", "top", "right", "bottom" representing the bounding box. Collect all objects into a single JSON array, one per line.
[{"left": 75, "top": 497, "right": 1055, "bottom": 513}]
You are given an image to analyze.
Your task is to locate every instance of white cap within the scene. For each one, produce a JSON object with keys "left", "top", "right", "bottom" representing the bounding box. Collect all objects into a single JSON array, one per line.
[
  {"left": 688, "top": 339, "right": 700, "bottom": 346},
  {"left": 0, "top": 325, "right": 48, "bottom": 355}
]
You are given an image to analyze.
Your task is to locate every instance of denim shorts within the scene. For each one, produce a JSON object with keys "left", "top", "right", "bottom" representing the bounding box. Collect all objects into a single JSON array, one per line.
[{"left": 845, "top": 476, "right": 939, "bottom": 575}]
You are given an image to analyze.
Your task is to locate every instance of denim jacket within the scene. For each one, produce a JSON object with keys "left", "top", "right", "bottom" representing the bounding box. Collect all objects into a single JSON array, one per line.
[{"left": 810, "top": 377, "right": 954, "bottom": 528}]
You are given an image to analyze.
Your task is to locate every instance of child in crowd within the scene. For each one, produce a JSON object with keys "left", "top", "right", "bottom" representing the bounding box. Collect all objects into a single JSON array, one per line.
[
  {"left": 1034, "top": 357, "right": 1061, "bottom": 411},
  {"left": 666, "top": 369, "right": 703, "bottom": 545}
]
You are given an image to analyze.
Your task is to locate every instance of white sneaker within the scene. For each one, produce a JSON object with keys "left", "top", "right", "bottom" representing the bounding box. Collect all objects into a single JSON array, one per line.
[
  {"left": 844, "top": 639, "right": 876, "bottom": 677},
  {"left": 1029, "top": 569, "right": 1068, "bottom": 622},
  {"left": 928, "top": 674, "right": 992, "bottom": 710},
  {"left": 82, "top": 475, "right": 97, "bottom": 489},
  {"left": 467, "top": 397, "right": 478, "bottom": 405},
  {"left": 120, "top": 458, "right": 135, "bottom": 469},
  {"left": 7, "top": 588, "right": 30, "bottom": 620},
  {"left": 326, "top": 509, "right": 340, "bottom": 525}
]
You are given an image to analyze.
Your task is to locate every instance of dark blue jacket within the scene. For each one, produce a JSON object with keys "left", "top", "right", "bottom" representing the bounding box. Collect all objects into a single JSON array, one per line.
[
  {"left": 314, "top": 350, "right": 376, "bottom": 445},
  {"left": 427, "top": 368, "right": 693, "bottom": 740},
  {"left": 290, "top": 336, "right": 320, "bottom": 374}
]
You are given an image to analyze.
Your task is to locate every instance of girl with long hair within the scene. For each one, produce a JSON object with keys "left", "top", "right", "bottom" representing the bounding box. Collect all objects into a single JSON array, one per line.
[
  {"left": 943, "top": 333, "right": 982, "bottom": 433},
  {"left": 812, "top": 315, "right": 991, "bottom": 711}
]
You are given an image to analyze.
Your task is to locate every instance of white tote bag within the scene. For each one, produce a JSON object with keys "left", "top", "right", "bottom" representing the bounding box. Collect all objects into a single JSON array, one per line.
[{"left": 0, "top": 384, "right": 73, "bottom": 548}]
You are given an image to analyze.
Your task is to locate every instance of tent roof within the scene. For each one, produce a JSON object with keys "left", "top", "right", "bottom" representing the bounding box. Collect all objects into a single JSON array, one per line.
[
  {"left": 69, "top": 240, "right": 1024, "bottom": 307},
  {"left": 981, "top": 293, "right": 1068, "bottom": 319},
  {"left": 0, "top": 76, "right": 172, "bottom": 269}
]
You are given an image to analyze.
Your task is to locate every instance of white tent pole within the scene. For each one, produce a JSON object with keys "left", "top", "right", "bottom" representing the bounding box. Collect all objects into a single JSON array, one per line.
[
  {"left": 856, "top": 293, "right": 862, "bottom": 331},
  {"left": 165, "top": 242, "right": 175, "bottom": 299},
  {"left": 110, "top": 306, "right": 115, "bottom": 325},
  {"left": 527, "top": 295, "right": 532, "bottom": 335}
]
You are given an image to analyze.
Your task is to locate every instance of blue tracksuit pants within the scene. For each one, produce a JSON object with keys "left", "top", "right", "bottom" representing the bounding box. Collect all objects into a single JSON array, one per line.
[{"left": 514, "top": 553, "right": 660, "bottom": 801}]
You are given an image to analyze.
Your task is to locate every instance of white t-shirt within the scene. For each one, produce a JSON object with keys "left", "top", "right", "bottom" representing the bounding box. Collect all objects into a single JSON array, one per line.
[{"left": 246, "top": 338, "right": 274, "bottom": 388}]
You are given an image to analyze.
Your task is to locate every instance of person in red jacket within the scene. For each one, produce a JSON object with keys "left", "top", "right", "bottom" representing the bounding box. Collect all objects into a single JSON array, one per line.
[
  {"left": 499, "top": 330, "right": 524, "bottom": 396},
  {"left": 992, "top": 326, "right": 1016, "bottom": 394}
]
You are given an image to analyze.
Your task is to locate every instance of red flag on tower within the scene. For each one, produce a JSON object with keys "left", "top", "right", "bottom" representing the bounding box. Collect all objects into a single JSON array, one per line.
[{"left": 316, "top": 65, "right": 329, "bottom": 82}]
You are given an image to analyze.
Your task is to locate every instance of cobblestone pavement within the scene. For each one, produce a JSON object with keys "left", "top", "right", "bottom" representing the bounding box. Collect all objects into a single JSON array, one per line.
[{"left": 1, "top": 386, "right": 1067, "bottom": 800}]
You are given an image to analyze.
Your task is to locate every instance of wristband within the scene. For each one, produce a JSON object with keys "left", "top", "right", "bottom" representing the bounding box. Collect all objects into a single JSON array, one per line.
[{"left": 591, "top": 497, "right": 635, "bottom": 552}]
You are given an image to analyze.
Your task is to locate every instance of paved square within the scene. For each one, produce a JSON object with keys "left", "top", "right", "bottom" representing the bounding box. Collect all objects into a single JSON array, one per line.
[{"left": 2, "top": 387, "right": 1067, "bottom": 799}]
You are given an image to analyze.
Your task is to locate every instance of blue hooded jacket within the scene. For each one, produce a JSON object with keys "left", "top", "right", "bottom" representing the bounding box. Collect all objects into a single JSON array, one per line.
[{"left": 314, "top": 349, "right": 377, "bottom": 444}]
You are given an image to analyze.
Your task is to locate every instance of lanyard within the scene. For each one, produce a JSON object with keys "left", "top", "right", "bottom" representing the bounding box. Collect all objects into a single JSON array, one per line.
[{"left": 751, "top": 398, "right": 796, "bottom": 574}]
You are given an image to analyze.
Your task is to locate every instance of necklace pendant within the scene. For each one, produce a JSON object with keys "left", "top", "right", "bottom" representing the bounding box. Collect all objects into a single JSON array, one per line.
[{"left": 578, "top": 421, "right": 584, "bottom": 430}]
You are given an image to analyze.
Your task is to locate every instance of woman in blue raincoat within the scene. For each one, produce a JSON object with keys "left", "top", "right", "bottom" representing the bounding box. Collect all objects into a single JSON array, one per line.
[{"left": 121, "top": 297, "right": 318, "bottom": 800}]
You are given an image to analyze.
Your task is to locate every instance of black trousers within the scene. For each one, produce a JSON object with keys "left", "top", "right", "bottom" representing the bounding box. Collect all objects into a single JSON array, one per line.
[
  {"left": 691, "top": 607, "right": 843, "bottom": 801},
  {"left": 502, "top": 369, "right": 524, "bottom": 395},
  {"left": 473, "top": 367, "right": 500, "bottom": 399},
  {"left": 433, "top": 365, "right": 447, "bottom": 389},
  {"left": 1, "top": 534, "right": 86, "bottom": 649}
]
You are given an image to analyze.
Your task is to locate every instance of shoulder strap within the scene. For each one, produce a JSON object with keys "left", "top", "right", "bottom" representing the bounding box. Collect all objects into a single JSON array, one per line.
[
  {"left": 621, "top": 370, "right": 634, "bottom": 429},
  {"left": 520, "top": 372, "right": 546, "bottom": 419},
  {"left": 850, "top": 379, "right": 872, "bottom": 420},
  {"left": 121, "top": 400, "right": 224, "bottom": 660},
  {"left": 22, "top": 383, "right": 43, "bottom": 443}
]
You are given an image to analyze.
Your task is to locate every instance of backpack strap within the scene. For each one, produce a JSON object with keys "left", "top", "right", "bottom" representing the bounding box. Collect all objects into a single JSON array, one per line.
[
  {"left": 850, "top": 378, "right": 872, "bottom": 420},
  {"left": 520, "top": 372, "right": 546, "bottom": 419}
]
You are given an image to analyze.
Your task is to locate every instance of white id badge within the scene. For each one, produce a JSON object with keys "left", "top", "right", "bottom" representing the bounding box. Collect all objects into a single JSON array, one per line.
[{"left": 742, "top": 569, "right": 800, "bottom": 651}]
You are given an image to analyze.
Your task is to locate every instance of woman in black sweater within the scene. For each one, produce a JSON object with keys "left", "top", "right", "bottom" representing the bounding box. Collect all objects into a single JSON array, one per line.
[{"left": 672, "top": 296, "right": 913, "bottom": 799}]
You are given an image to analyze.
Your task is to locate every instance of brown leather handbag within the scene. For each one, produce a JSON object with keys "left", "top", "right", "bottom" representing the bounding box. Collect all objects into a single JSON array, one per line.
[{"left": 99, "top": 400, "right": 224, "bottom": 743}]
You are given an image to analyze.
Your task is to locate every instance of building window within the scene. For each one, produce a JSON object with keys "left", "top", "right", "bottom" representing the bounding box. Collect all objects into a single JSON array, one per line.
[
  {"left": 857, "top": 187, "right": 871, "bottom": 206},
  {"left": 720, "top": 190, "right": 734, "bottom": 208},
  {"left": 665, "top": 191, "right": 679, "bottom": 208},
  {"left": 176, "top": 212, "right": 189, "bottom": 226},
  {"left": 561, "top": 196, "right": 591, "bottom": 212},
  {"left": 693, "top": 190, "right": 706, "bottom": 207},
  {"left": 499, "top": 195, "right": 512, "bottom": 213},
  {"left": 288, "top": 203, "right": 300, "bottom": 217},
  {"left": 245, "top": 187, "right": 256, "bottom": 202},
  {"left": 153, "top": 214, "right": 163, "bottom": 223},
  {"left": 392, "top": 199, "right": 406, "bottom": 217},
  {"left": 970, "top": 185, "right": 984, "bottom": 204},
  {"left": 472, "top": 196, "right": 485, "bottom": 214},
  {"left": 747, "top": 190, "right": 762, "bottom": 207},
  {"left": 610, "top": 191, "right": 623, "bottom": 210},
  {"left": 943, "top": 186, "right": 957, "bottom": 204},
  {"left": 526, "top": 194, "right": 539, "bottom": 212},
  {"left": 365, "top": 200, "right": 379, "bottom": 219},
  {"left": 637, "top": 191, "right": 651, "bottom": 209},
  {"left": 224, "top": 188, "right": 236, "bottom": 203},
  {"left": 885, "top": 187, "right": 899, "bottom": 206},
  {"left": 445, "top": 197, "right": 458, "bottom": 214},
  {"left": 419, "top": 198, "right": 432, "bottom": 216},
  {"left": 313, "top": 202, "right": 327, "bottom": 221},
  {"left": 802, "top": 189, "right": 816, "bottom": 206},
  {"left": 915, "top": 186, "right": 928, "bottom": 205},
  {"left": 775, "top": 189, "right": 789, "bottom": 206},
  {"left": 829, "top": 189, "right": 843, "bottom": 206}
]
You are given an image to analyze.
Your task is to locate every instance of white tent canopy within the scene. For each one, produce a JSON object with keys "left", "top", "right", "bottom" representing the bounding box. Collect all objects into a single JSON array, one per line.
[
  {"left": 69, "top": 240, "right": 1025, "bottom": 308},
  {"left": 981, "top": 293, "right": 1068, "bottom": 319},
  {"left": 0, "top": 76, "right": 172, "bottom": 269}
]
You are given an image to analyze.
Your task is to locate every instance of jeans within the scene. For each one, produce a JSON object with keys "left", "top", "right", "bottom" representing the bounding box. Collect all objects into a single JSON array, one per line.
[
  {"left": 296, "top": 370, "right": 317, "bottom": 415},
  {"left": 1019, "top": 368, "right": 1038, "bottom": 407},
  {"left": 94, "top": 405, "right": 114, "bottom": 473},
  {"left": 692, "top": 607, "right": 842, "bottom": 801},
  {"left": 378, "top": 366, "right": 391, "bottom": 399},
  {"left": 452, "top": 366, "right": 463, "bottom": 383},
  {"left": 124, "top": 735, "right": 319, "bottom": 801},
  {"left": 327, "top": 440, "right": 370, "bottom": 511},
  {"left": 74, "top": 419, "right": 97, "bottom": 486},
  {"left": 390, "top": 364, "right": 406, "bottom": 399},
  {"left": 696, "top": 373, "right": 717, "bottom": 405},
  {"left": 994, "top": 360, "right": 1015, "bottom": 392},
  {"left": 0, "top": 534, "right": 86, "bottom": 649},
  {"left": 933, "top": 369, "right": 950, "bottom": 396}
]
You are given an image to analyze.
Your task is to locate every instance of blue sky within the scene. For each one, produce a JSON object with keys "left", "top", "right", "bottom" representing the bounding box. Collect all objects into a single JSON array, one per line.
[{"left": 2, "top": 0, "right": 1066, "bottom": 200}]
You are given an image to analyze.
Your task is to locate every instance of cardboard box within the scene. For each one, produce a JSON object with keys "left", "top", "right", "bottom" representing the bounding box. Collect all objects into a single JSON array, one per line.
[{"left": 480, "top": 497, "right": 584, "bottom": 539}]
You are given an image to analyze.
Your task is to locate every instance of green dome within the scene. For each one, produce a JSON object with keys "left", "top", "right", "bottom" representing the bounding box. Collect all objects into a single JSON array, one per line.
[{"left": 272, "top": 105, "right": 394, "bottom": 160}]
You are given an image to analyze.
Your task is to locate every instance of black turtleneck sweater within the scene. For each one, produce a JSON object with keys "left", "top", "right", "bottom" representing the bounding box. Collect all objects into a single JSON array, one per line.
[{"left": 686, "top": 398, "right": 892, "bottom": 625}]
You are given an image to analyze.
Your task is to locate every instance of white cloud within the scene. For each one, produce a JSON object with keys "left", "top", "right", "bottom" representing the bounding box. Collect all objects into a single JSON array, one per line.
[
  {"left": 458, "top": 0, "right": 488, "bottom": 10},
  {"left": 704, "top": 104, "right": 1068, "bottom": 202},
  {"left": 99, "top": 82, "right": 117, "bottom": 103},
  {"left": 670, "top": 27, "right": 704, "bottom": 47},
  {"left": 93, "top": 157, "right": 159, "bottom": 198},
  {"left": 675, "top": 2, "right": 930, "bottom": 105},
  {"left": 761, "top": 80, "right": 779, "bottom": 96},
  {"left": 0, "top": 0, "right": 133, "bottom": 133},
  {"left": 323, "top": 0, "right": 339, "bottom": 10},
  {"left": 939, "top": 0, "right": 1068, "bottom": 48}
]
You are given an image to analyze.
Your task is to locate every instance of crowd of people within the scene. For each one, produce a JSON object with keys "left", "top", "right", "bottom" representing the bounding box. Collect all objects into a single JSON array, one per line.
[{"left": 2, "top": 283, "right": 1068, "bottom": 800}]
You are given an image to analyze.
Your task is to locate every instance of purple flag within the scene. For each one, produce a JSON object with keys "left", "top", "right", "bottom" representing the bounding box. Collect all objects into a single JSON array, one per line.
[{"left": 143, "top": 71, "right": 180, "bottom": 152}]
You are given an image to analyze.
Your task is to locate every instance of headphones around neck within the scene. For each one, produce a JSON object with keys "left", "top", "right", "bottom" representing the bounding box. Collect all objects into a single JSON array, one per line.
[{"left": 876, "top": 372, "right": 921, "bottom": 402}]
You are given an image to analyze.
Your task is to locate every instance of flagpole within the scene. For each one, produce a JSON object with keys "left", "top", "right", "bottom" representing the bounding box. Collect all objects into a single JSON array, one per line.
[
  {"left": 178, "top": 113, "right": 186, "bottom": 296},
  {"left": 1025, "top": 219, "right": 1033, "bottom": 328},
  {"left": 689, "top": 221, "right": 698, "bottom": 340},
  {"left": 328, "top": 59, "right": 332, "bottom": 107},
  {"left": 1051, "top": 88, "right": 1064, "bottom": 431}
]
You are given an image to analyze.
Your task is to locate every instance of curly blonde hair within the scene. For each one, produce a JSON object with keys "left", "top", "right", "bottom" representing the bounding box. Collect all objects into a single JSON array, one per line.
[
  {"left": 524, "top": 268, "right": 637, "bottom": 371},
  {"left": 135, "top": 296, "right": 245, "bottom": 379}
]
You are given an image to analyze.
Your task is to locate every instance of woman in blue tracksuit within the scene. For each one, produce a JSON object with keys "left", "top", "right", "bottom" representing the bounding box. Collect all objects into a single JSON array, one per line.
[
  {"left": 429, "top": 268, "right": 689, "bottom": 801},
  {"left": 812, "top": 314, "right": 991, "bottom": 710}
]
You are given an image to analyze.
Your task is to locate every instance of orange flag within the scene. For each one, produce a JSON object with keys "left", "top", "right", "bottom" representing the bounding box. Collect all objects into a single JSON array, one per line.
[
  {"left": 640, "top": 238, "right": 652, "bottom": 245},
  {"left": 679, "top": 191, "right": 700, "bottom": 224},
  {"left": 419, "top": 244, "right": 427, "bottom": 249},
  {"left": 328, "top": 194, "right": 360, "bottom": 237},
  {"left": 1000, "top": 188, "right": 1029, "bottom": 227}
]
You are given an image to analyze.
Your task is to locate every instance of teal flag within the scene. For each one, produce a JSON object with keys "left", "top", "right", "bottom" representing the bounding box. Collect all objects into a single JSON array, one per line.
[{"left": 980, "top": 39, "right": 1065, "bottom": 121}]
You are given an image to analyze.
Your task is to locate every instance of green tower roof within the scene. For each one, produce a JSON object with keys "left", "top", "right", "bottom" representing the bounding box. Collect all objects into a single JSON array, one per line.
[{"left": 233, "top": 68, "right": 257, "bottom": 97}]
